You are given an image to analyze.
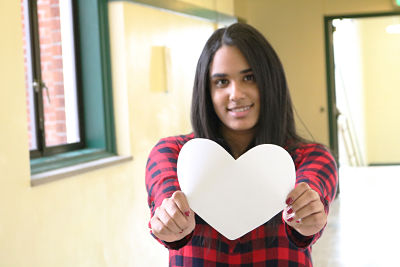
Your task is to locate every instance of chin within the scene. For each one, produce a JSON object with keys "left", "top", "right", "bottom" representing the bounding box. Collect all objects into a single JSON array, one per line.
[{"left": 230, "top": 124, "right": 257, "bottom": 132}]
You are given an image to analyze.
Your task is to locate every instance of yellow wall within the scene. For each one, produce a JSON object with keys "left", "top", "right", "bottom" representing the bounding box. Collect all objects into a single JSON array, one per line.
[
  {"left": 359, "top": 17, "right": 400, "bottom": 164},
  {"left": 109, "top": 2, "right": 219, "bottom": 265},
  {"left": 234, "top": 0, "right": 395, "bottom": 145},
  {"left": 181, "top": 0, "right": 234, "bottom": 15},
  {"left": 0, "top": 0, "right": 231, "bottom": 267},
  {"left": 0, "top": 2, "right": 137, "bottom": 266}
]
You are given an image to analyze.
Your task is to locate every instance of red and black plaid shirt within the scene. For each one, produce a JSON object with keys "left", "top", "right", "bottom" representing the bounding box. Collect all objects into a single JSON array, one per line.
[{"left": 146, "top": 134, "right": 337, "bottom": 267}]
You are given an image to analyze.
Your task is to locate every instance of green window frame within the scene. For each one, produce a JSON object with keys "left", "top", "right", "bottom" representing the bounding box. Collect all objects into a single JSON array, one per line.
[{"left": 30, "top": 0, "right": 118, "bottom": 184}]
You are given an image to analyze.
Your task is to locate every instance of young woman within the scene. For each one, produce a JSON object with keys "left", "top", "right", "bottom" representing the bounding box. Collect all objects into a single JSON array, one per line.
[{"left": 145, "top": 23, "right": 337, "bottom": 266}]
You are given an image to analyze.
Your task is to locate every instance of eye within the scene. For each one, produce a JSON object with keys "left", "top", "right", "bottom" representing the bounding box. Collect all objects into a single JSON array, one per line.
[
  {"left": 244, "top": 74, "right": 255, "bottom": 82},
  {"left": 214, "top": 79, "right": 229, "bottom": 87}
]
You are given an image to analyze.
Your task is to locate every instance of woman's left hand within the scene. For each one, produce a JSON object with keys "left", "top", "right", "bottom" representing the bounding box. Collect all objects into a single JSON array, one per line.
[{"left": 283, "top": 182, "right": 327, "bottom": 236}]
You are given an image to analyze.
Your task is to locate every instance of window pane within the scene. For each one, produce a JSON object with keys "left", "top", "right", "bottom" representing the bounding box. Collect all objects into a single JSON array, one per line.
[
  {"left": 21, "top": 0, "right": 38, "bottom": 150},
  {"left": 37, "top": 0, "right": 80, "bottom": 147}
]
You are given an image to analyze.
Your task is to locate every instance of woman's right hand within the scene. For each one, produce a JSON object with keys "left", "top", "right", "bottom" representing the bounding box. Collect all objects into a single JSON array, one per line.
[{"left": 150, "top": 191, "right": 195, "bottom": 242}]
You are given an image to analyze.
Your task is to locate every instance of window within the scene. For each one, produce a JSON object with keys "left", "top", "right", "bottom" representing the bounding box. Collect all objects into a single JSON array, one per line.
[
  {"left": 21, "top": 0, "right": 118, "bottom": 182},
  {"left": 22, "top": 0, "right": 84, "bottom": 157}
]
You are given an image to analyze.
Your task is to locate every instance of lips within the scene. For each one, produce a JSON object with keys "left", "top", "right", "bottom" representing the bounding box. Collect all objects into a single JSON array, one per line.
[
  {"left": 227, "top": 104, "right": 253, "bottom": 112},
  {"left": 226, "top": 104, "right": 254, "bottom": 119}
]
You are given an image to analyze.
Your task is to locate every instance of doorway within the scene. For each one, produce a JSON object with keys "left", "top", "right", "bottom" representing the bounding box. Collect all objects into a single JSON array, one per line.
[{"left": 325, "top": 12, "right": 400, "bottom": 168}]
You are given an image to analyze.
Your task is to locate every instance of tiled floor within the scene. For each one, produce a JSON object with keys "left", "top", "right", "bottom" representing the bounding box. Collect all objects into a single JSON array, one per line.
[{"left": 312, "top": 166, "right": 400, "bottom": 267}]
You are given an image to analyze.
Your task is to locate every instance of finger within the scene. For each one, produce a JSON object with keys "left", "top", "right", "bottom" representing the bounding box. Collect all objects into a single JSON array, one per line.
[
  {"left": 298, "top": 211, "right": 326, "bottom": 228},
  {"left": 285, "top": 182, "right": 310, "bottom": 205},
  {"left": 156, "top": 205, "right": 183, "bottom": 234},
  {"left": 291, "top": 188, "right": 320, "bottom": 212},
  {"left": 292, "top": 199, "right": 323, "bottom": 221},
  {"left": 172, "top": 191, "right": 191, "bottom": 217},
  {"left": 150, "top": 216, "right": 182, "bottom": 242},
  {"left": 164, "top": 198, "right": 189, "bottom": 230},
  {"left": 150, "top": 215, "right": 172, "bottom": 236},
  {"left": 283, "top": 205, "right": 297, "bottom": 223}
]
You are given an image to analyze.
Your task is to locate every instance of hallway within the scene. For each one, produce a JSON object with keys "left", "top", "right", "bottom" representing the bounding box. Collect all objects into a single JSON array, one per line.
[{"left": 313, "top": 166, "right": 400, "bottom": 267}]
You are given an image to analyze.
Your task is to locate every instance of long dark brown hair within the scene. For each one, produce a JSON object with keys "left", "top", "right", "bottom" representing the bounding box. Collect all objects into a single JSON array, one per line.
[{"left": 191, "top": 23, "right": 306, "bottom": 149}]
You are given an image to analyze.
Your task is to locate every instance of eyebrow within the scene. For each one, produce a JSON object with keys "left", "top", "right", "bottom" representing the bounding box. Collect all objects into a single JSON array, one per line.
[
  {"left": 210, "top": 68, "right": 253, "bottom": 78},
  {"left": 240, "top": 68, "right": 253, "bottom": 74}
]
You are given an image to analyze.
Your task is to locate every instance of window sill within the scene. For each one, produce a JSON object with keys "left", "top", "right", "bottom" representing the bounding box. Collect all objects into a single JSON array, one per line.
[{"left": 31, "top": 154, "right": 133, "bottom": 187}]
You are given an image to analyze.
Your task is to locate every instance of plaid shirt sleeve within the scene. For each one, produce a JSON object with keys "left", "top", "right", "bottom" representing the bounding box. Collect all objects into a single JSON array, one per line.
[
  {"left": 145, "top": 134, "right": 194, "bottom": 249},
  {"left": 284, "top": 143, "right": 338, "bottom": 248}
]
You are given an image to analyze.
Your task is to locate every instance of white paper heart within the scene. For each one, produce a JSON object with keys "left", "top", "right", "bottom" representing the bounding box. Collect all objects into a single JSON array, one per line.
[{"left": 177, "top": 138, "right": 295, "bottom": 240}]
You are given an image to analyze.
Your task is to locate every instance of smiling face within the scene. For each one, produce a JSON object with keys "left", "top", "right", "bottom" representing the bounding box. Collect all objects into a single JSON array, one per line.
[{"left": 209, "top": 45, "right": 260, "bottom": 138}]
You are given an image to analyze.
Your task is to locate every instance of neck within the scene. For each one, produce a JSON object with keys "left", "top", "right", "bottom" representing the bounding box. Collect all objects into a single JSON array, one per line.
[{"left": 221, "top": 126, "right": 256, "bottom": 159}]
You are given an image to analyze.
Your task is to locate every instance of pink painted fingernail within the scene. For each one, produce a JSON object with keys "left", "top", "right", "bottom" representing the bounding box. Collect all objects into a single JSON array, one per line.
[
  {"left": 287, "top": 207, "right": 293, "bottom": 214},
  {"left": 296, "top": 220, "right": 301, "bottom": 223},
  {"left": 287, "top": 217, "right": 294, "bottom": 222},
  {"left": 185, "top": 211, "right": 190, "bottom": 217},
  {"left": 286, "top": 197, "right": 293, "bottom": 205}
]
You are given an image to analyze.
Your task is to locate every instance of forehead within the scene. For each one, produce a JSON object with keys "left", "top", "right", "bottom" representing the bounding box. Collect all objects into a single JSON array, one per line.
[{"left": 210, "top": 45, "right": 250, "bottom": 74}]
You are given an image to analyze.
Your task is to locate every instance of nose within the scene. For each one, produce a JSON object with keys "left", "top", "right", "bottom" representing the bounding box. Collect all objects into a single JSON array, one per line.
[{"left": 229, "top": 82, "right": 245, "bottom": 102}]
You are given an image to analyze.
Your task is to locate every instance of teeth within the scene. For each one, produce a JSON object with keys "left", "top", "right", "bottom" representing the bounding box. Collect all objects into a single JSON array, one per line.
[{"left": 230, "top": 106, "right": 250, "bottom": 112}]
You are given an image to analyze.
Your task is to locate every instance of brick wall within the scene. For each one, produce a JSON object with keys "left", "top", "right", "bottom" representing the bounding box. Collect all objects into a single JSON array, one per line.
[{"left": 22, "top": 0, "right": 68, "bottom": 150}]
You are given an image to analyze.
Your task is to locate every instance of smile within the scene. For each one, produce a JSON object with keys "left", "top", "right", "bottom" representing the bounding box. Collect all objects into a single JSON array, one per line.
[{"left": 227, "top": 105, "right": 253, "bottom": 112}]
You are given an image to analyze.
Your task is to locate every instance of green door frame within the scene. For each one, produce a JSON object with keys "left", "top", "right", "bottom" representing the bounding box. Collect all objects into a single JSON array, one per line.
[{"left": 324, "top": 11, "right": 400, "bottom": 165}]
